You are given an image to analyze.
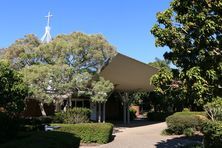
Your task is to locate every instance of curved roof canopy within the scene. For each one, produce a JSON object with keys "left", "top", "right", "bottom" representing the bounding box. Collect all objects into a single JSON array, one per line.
[{"left": 100, "top": 53, "right": 158, "bottom": 92}]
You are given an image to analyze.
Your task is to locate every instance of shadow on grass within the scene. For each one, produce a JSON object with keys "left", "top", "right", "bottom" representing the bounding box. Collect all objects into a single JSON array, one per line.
[
  {"left": 0, "top": 131, "right": 81, "bottom": 148},
  {"left": 155, "top": 135, "right": 203, "bottom": 148}
]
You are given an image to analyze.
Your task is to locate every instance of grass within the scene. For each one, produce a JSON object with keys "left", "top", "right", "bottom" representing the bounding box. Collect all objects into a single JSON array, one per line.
[{"left": 0, "top": 131, "right": 80, "bottom": 148}]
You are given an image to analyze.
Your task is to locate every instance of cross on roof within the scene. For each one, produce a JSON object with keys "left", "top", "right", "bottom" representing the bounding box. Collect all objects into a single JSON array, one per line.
[{"left": 45, "top": 11, "right": 53, "bottom": 27}]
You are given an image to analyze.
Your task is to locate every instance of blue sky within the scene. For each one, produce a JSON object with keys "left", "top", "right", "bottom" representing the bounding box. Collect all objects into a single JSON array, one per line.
[{"left": 0, "top": 0, "right": 171, "bottom": 63}]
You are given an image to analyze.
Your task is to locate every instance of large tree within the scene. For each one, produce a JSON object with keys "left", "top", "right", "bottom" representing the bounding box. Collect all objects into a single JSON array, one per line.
[
  {"left": 151, "top": 0, "right": 222, "bottom": 108},
  {"left": 1, "top": 32, "right": 116, "bottom": 115}
]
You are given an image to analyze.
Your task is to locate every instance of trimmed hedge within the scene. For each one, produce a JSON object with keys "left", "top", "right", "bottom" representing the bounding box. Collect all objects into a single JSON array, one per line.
[
  {"left": 166, "top": 111, "right": 208, "bottom": 134},
  {"left": 0, "top": 131, "right": 80, "bottom": 148},
  {"left": 0, "top": 113, "right": 19, "bottom": 143},
  {"left": 53, "top": 123, "right": 113, "bottom": 144},
  {"left": 53, "top": 107, "right": 91, "bottom": 124},
  {"left": 147, "top": 112, "right": 173, "bottom": 121},
  {"left": 202, "top": 121, "right": 222, "bottom": 148}
]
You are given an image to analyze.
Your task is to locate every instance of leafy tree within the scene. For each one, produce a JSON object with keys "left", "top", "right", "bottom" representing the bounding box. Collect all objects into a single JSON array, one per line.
[
  {"left": 91, "top": 77, "right": 114, "bottom": 122},
  {"left": 149, "top": 59, "right": 184, "bottom": 112},
  {"left": 91, "top": 77, "right": 114, "bottom": 103},
  {"left": 151, "top": 0, "right": 222, "bottom": 108},
  {"left": 204, "top": 96, "right": 222, "bottom": 121},
  {"left": 0, "top": 61, "right": 28, "bottom": 116},
  {"left": 148, "top": 58, "right": 171, "bottom": 71},
  {"left": 1, "top": 32, "right": 116, "bottom": 115}
]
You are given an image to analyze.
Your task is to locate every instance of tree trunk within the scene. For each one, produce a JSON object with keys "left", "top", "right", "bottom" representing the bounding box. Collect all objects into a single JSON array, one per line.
[
  {"left": 103, "top": 103, "right": 106, "bottom": 123},
  {"left": 55, "top": 101, "right": 61, "bottom": 112},
  {"left": 39, "top": 102, "right": 46, "bottom": 116},
  {"left": 69, "top": 96, "right": 72, "bottom": 108},
  {"left": 98, "top": 102, "right": 101, "bottom": 123}
]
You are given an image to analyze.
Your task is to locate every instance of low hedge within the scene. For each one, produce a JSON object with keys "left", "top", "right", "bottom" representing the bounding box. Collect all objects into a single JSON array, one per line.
[
  {"left": 202, "top": 121, "right": 222, "bottom": 148},
  {"left": 147, "top": 112, "right": 173, "bottom": 121},
  {"left": 0, "top": 131, "right": 80, "bottom": 148},
  {"left": 53, "top": 123, "right": 113, "bottom": 144},
  {"left": 166, "top": 111, "right": 208, "bottom": 134},
  {"left": 0, "top": 113, "right": 20, "bottom": 143}
]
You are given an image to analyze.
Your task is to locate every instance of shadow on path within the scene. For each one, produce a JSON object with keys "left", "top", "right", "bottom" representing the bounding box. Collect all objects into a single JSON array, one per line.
[
  {"left": 111, "top": 120, "right": 162, "bottom": 128},
  {"left": 155, "top": 135, "right": 203, "bottom": 148}
]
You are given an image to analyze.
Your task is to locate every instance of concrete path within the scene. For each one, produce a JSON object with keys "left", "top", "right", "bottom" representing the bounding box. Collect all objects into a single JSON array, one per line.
[{"left": 81, "top": 122, "right": 202, "bottom": 148}]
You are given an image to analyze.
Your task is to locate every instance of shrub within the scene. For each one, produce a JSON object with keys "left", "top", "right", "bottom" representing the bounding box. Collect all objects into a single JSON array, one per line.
[
  {"left": 147, "top": 112, "right": 173, "bottom": 121},
  {"left": 53, "top": 112, "right": 63, "bottom": 123},
  {"left": 129, "top": 109, "right": 137, "bottom": 120},
  {"left": 161, "top": 128, "right": 174, "bottom": 135},
  {"left": 0, "top": 62, "right": 29, "bottom": 115},
  {"left": 183, "top": 128, "right": 195, "bottom": 137},
  {"left": 0, "top": 131, "right": 80, "bottom": 148},
  {"left": 166, "top": 111, "right": 208, "bottom": 134},
  {"left": 204, "top": 97, "right": 222, "bottom": 121},
  {"left": 20, "top": 116, "right": 53, "bottom": 131},
  {"left": 202, "top": 121, "right": 222, "bottom": 148},
  {"left": 0, "top": 113, "right": 19, "bottom": 143},
  {"left": 53, "top": 107, "right": 91, "bottom": 124},
  {"left": 182, "top": 108, "right": 190, "bottom": 112},
  {"left": 53, "top": 123, "right": 113, "bottom": 144}
]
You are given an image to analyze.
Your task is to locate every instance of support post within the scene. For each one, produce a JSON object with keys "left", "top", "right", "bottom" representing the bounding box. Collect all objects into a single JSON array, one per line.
[
  {"left": 103, "top": 102, "right": 106, "bottom": 123},
  {"left": 126, "top": 92, "right": 130, "bottom": 124},
  {"left": 123, "top": 100, "right": 126, "bottom": 124}
]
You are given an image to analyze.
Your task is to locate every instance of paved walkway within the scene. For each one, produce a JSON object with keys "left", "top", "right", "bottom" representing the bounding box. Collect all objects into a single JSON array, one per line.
[{"left": 81, "top": 122, "right": 202, "bottom": 148}]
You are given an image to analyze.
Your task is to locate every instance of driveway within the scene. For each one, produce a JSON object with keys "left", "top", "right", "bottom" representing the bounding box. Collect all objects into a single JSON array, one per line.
[{"left": 81, "top": 121, "right": 202, "bottom": 148}]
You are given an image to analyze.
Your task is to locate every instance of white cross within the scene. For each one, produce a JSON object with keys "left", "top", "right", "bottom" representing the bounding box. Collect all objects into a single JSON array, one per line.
[{"left": 45, "top": 11, "right": 53, "bottom": 27}]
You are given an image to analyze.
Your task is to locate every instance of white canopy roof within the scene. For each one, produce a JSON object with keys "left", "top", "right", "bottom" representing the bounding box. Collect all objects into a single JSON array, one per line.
[{"left": 100, "top": 53, "right": 158, "bottom": 92}]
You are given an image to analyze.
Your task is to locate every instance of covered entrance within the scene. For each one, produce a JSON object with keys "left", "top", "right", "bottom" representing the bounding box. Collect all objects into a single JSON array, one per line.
[{"left": 100, "top": 53, "right": 158, "bottom": 124}]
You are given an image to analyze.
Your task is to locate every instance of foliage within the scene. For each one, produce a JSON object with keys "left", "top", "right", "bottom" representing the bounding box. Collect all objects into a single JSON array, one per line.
[
  {"left": 0, "top": 131, "right": 80, "bottom": 148},
  {"left": 151, "top": 0, "right": 222, "bottom": 107},
  {"left": 0, "top": 61, "right": 29, "bottom": 115},
  {"left": 1, "top": 32, "right": 116, "bottom": 109},
  {"left": 182, "top": 108, "right": 190, "bottom": 112},
  {"left": 91, "top": 77, "right": 114, "bottom": 103},
  {"left": 166, "top": 111, "right": 208, "bottom": 134},
  {"left": 183, "top": 128, "right": 195, "bottom": 137},
  {"left": 20, "top": 116, "right": 53, "bottom": 132},
  {"left": 204, "top": 97, "right": 222, "bottom": 121},
  {"left": 53, "top": 108, "right": 91, "bottom": 124},
  {"left": 148, "top": 58, "right": 171, "bottom": 71},
  {"left": 53, "top": 123, "right": 113, "bottom": 144},
  {"left": 0, "top": 113, "right": 20, "bottom": 143},
  {"left": 149, "top": 59, "right": 185, "bottom": 112},
  {"left": 129, "top": 109, "right": 137, "bottom": 120},
  {"left": 147, "top": 112, "right": 173, "bottom": 121},
  {"left": 161, "top": 128, "right": 174, "bottom": 136},
  {"left": 129, "top": 92, "right": 147, "bottom": 106},
  {"left": 202, "top": 121, "right": 222, "bottom": 148}
]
